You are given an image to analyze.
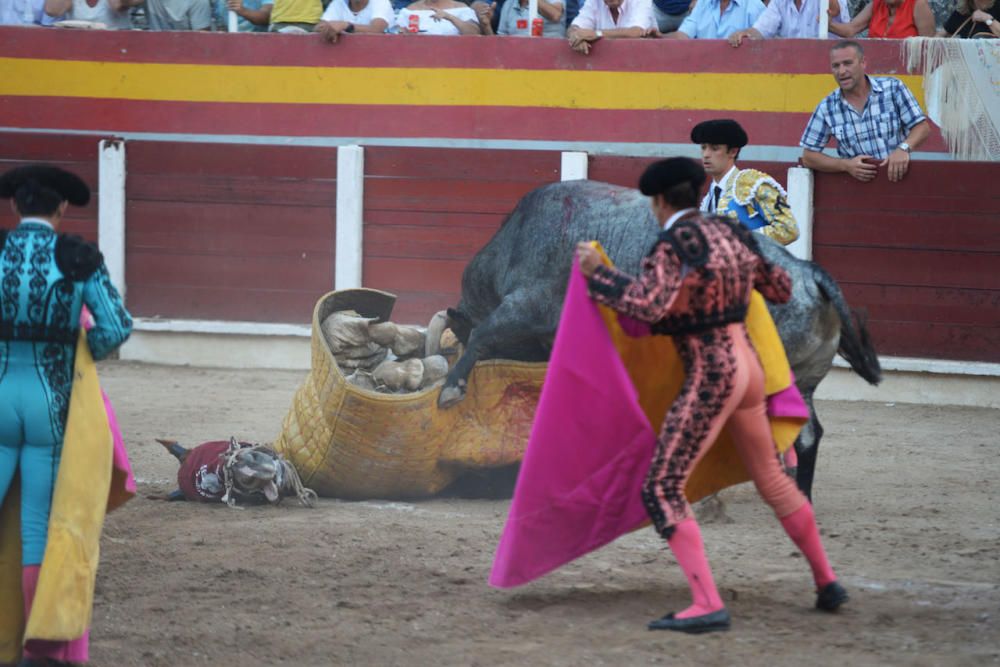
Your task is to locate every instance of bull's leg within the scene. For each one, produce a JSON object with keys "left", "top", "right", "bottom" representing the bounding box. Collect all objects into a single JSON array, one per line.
[
  {"left": 439, "top": 291, "right": 552, "bottom": 409},
  {"left": 794, "top": 392, "right": 823, "bottom": 501}
]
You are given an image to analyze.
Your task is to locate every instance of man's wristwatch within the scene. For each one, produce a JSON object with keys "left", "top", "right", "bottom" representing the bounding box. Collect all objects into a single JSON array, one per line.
[
  {"left": 898, "top": 142, "right": 911, "bottom": 153},
  {"left": 595, "top": 29, "right": 603, "bottom": 39},
  {"left": 987, "top": 18, "right": 995, "bottom": 26},
  {"left": 345, "top": 22, "right": 355, "bottom": 32}
]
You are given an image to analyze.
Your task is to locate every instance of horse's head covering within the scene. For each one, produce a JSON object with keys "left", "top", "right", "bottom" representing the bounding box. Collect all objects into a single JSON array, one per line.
[
  {"left": 690, "top": 119, "right": 749, "bottom": 149},
  {"left": 0, "top": 165, "right": 91, "bottom": 206}
]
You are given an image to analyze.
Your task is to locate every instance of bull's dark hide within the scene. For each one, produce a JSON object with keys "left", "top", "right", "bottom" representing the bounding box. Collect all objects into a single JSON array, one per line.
[{"left": 441, "top": 180, "right": 881, "bottom": 500}]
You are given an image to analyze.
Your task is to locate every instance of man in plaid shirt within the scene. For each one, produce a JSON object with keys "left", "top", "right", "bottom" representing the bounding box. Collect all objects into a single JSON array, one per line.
[{"left": 800, "top": 40, "right": 930, "bottom": 183}]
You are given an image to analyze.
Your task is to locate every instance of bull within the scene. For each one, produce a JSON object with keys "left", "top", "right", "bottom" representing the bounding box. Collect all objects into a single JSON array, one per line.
[{"left": 431, "top": 180, "right": 882, "bottom": 500}]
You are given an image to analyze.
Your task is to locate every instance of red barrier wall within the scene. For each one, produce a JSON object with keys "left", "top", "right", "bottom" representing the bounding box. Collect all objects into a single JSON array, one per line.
[
  {"left": 124, "top": 141, "right": 337, "bottom": 323},
  {"left": 2, "top": 135, "right": 998, "bottom": 363},
  {"left": 362, "top": 147, "right": 560, "bottom": 325},
  {"left": 813, "top": 163, "right": 1000, "bottom": 362}
]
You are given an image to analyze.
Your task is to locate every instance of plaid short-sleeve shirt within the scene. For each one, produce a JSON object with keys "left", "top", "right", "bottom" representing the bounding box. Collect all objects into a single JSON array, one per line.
[{"left": 799, "top": 76, "right": 926, "bottom": 160}]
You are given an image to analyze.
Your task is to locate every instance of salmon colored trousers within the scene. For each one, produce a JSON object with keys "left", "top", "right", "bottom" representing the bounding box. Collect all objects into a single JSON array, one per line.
[{"left": 643, "top": 323, "right": 806, "bottom": 536}]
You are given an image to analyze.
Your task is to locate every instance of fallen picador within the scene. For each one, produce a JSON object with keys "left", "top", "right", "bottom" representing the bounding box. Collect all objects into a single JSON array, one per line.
[{"left": 152, "top": 437, "right": 317, "bottom": 508}]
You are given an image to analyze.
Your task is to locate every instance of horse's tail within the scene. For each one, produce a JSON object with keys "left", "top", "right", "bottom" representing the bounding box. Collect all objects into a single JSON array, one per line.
[{"left": 813, "top": 265, "right": 882, "bottom": 386}]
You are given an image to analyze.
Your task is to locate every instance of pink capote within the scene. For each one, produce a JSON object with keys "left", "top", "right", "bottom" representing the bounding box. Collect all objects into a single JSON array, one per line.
[
  {"left": 489, "top": 266, "right": 808, "bottom": 588},
  {"left": 82, "top": 306, "right": 136, "bottom": 507},
  {"left": 489, "top": 268, "right": 656, "bottom": 588}
]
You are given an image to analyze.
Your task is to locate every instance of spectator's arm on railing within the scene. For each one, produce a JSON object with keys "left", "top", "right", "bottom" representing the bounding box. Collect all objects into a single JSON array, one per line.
[
  {"left": 472, "top": 1, "right": 496, "bottom": 34},
  {"left": 431, "top": 6, "right": 481, "bottom": 34},
  {"left": 913, "top": 0, "right": 935, "bottom": 36},
  {"left": 802, "top": 150, "right": 880, "bottom": 182},
  {"left": 539, "top": 0, "right": 563, "bottom": 22},
  {"left": 43, "top": 0, "right": 71, "bottom": 18},
  {"left": 227, "top": 0, "right": 272, "bottom": 26},
  {"left": 827, "top": 1, "right": 870, "bottom": 37}
]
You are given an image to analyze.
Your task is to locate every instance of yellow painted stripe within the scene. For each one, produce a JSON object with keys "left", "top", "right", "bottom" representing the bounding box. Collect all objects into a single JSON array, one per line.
[{"left": 0, "top": 57, "right": 926, "bottom": 112}]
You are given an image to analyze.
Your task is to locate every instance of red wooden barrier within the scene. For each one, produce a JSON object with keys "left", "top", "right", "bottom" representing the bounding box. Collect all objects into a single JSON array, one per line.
[
  {"left": 362, "top": 147, "right": 560, "bottom": 325},
  {"left": 813, "top": 162, "right": 1000, "bottom": 363},
  {"left": 124, "top": 141, "right": 337, "bottom": 323}
]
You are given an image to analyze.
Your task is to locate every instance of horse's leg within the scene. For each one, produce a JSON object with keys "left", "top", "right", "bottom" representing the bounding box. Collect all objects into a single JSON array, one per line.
[
  {"left": 438, "top": 289, "right": 551, "bottom": 408},
  {"left": 794, "top": 391, "right": 823, "bottom": 502}
]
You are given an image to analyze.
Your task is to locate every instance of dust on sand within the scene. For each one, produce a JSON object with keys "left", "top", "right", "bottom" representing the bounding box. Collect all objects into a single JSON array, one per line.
[{"left": 91, "top": 362, "right": 999, "bottom": 667}]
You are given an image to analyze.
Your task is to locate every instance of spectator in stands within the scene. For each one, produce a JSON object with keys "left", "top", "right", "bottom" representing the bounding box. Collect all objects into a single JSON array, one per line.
[
  {"left": 567, "top": 0, "right": 654, "bottom": 54},
  {"left": 396, "top": 0, "right": 481, "bottom": 33},
  {"left": 269, "top": 0, "right": 322, "bottom": 31},
  {"left": 665, "top": 0, "right": 765, "bottom": 39},
  {"left": 216, "top": 0, "right": 273, "bottom": 31},
  {"left": 472, "top": 0, "right": 496, "bottom": 34},
  {"left": 727, "top": 0, "right": 849, "bottom": 44},
  {"left": 497, "top": 0, "right": 565, "bottom": 36},
  {"left": 944, "top": 0, "right": 1000, "bottom": 36},
  {"left": 827, "top": 0, "right": 935, "bottom": 37},
  {"left": 316, "top": 0, "right": 392, "bottom": 39},
  {"left": 43, "top": 0, "right": 140, "bottom": 27},
  {"left": 800, "top": 40, "right": 930, "bottom": 183},
  {"left": 1, "top": 0, "right": 48, "bottom": 24},
  {"left": 145, "top": 0, "right": 212, "bottom": 29},
  {"left": 651, "top": 0, "right": 690, "bottom": 34}
]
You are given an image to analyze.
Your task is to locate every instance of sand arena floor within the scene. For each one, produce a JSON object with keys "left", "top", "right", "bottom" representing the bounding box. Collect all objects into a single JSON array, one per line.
[{"left": 82, "top": 362, "right": 1000, "bottom": 667}]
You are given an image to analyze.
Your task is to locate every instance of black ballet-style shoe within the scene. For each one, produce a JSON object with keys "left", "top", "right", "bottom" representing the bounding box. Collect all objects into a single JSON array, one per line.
[
  {"left": 816, "top": 581, "right": 849, "bottom": 611},
  {"left": 647, "top": 608, "right": 731, "bottom": 633}
]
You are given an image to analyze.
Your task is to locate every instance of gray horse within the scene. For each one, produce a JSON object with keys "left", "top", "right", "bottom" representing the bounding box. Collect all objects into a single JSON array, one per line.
[{"left": 435, "top": 180, "right": 881, "bottom": 500}]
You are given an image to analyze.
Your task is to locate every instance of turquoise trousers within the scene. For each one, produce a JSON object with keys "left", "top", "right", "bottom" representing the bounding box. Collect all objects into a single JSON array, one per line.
[{"left": 0, "top": 345, "right": 65, "bottom": 566}]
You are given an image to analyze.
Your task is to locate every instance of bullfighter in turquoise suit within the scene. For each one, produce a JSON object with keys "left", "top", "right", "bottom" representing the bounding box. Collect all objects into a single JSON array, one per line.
[{"left": 0, "top": 164, "right": 132, "bottom": 578}]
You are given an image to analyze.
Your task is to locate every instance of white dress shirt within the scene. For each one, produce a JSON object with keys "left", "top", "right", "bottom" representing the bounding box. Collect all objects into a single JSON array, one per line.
[
  {"left": 700, "top": 165, "right": 738, "bottom": 213},
  {"left": 752, "top": 0, "right": 848, "bottom": 38},
  {"left": 663, "top": 207, "right": 697, "bottom": 230},
  {"left": 321, "top": 0, "right": 394, "bottom": 27},
  {"left": 571, "top": 0, "right": 654, "bottom": 30}
]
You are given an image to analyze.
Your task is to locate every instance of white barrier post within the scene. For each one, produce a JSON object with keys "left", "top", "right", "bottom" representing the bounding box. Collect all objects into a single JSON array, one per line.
[
  {"left": 560, "top": 151, "right": 588, "bottom": 181},
  {"left": 336, "top": 145, "right": 365, "bottom": 290},
  {"left": 786, "top": 166, "right": 814, "bottom": 261},
  {"left": 228, "top": 10, "right": 239, "bottom": 32},
  {"left": 528, "top": 0, "right": 539, "bottom": 35},
  {"left": 818, "top": 0, "right": 830, "bottom": 37},
  {"left": 98, "top": 139, "right": 127, "bottom": 297}
]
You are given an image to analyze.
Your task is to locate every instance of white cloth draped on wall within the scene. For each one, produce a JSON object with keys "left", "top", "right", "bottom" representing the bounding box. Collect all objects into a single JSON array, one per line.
[{"left": 906, "top": 37, "right": 1000, "bottom": 162}]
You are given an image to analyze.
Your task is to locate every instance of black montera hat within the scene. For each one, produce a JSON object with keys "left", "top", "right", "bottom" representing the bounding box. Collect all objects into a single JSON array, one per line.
[
  {"left": 0, "top": 165, "right": 91, "bottom": 206},
  {"left": 690, "top": 119, "right": 749, "bottom": 149},
  {"left": 638, "top": 157, "right": 706, "bottom": 196}
]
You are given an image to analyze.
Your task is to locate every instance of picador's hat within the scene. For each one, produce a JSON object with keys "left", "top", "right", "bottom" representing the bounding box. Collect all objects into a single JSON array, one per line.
[
  {"left": 0, "top": 165, "right": 91, "bottom": 206},
  {"left": 639, "top": 157, "right": 706, "bottom": 196},
  {"left": 690, "top": 119, "right": 749, "bottom": 149}
]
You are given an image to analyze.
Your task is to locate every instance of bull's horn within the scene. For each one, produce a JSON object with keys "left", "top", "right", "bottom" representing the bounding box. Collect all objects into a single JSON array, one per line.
[{"left": 425, "top": 310, "right": 448, "bottom": 357}]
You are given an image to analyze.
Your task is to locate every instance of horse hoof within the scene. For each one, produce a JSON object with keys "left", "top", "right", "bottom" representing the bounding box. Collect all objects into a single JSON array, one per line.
[{"left": 438, "top": 384, "right": 466, "bottom": 409}]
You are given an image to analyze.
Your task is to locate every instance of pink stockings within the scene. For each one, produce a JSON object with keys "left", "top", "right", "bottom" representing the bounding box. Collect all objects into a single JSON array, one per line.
[
  {"left": 668, "top": 502, "right": 839, "bottom": 619},
  {"left": 20, "top": 564, "right": 90, "bottom": 665},
  {"left": 667, "top": 519, "right": 725, "bottom": 619},
  {"left": 779, "top": 502, "right": 837, "bottom": 589},
  {"left": 655, "top": 326, "right": 838, "bottom": 617}
]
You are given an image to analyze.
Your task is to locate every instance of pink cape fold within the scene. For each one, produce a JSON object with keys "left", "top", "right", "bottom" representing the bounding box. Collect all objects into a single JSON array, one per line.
[
  {"left": 489, "top": 267, "right": 657, "bottom": 588},
  {"left": 103, "top": 390, "right": 136, "bottom": 504},
  {"left": 768, "top": 372, "right": 810, "bottom": 420}
]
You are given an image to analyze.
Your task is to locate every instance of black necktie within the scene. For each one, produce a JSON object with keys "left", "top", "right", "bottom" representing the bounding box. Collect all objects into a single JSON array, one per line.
[{"left": 711, "top": 185, "right": 722, "bottom": 212}]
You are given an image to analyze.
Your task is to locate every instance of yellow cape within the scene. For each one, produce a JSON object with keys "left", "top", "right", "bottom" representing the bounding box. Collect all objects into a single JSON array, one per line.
[
  {"left": 0, "top": 332, "right": 120, "bottom": 663},
  {"left": 594, "top": 246, "right": 804, "bottom": 502}
]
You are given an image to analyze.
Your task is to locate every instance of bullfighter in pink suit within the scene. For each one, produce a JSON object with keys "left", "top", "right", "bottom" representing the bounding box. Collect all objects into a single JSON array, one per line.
[{"left": 575, "top": 157, "right": 847, "bottom": 633}]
